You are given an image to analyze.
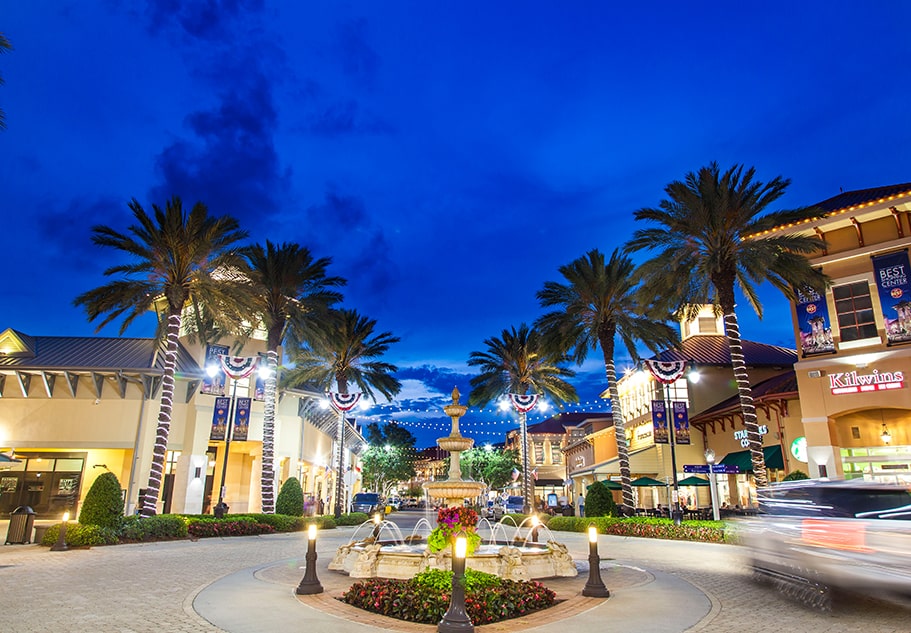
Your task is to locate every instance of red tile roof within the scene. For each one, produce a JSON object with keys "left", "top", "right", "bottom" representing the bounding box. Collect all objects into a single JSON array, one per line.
[{"left": 654, "top": 335, "right": 796, "bottom": 367}]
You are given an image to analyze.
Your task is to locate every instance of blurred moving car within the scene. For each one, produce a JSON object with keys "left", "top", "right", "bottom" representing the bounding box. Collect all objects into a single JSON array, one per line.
[{"left": 740, "top": 479, "right": 911, "bottom": 609}]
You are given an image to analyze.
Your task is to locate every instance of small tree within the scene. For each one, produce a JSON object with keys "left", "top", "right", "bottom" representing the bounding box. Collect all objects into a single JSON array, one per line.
[
  {"left": 79, "top": 471, "right": 124, "bottom": 529},
  {"left": 783, "top": 470, "right": 810, "bottom": 481},
  {"left": 584, "top": 481, "right": 619, "bottom": 518},
  {"left": 276, "top": 477, "right": 305, "bottom": 516}
]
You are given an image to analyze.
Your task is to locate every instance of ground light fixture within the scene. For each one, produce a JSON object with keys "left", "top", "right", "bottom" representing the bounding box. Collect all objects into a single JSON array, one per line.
[
  {"left": 438, "top": 535, "right": 473, "bottom": 633},
  {"left": 582, "top": 525, "right": 610, "bottom": 598},
  {"left": 296, "top": 524, "right": 323, "bottom": 595},
  {"left": 530, "top": 514, "right": 540, "bottom": 542},
  {"left": 50, "top": 511, "right": 69, "bottom": 552},
  {"left": 372, "top": 512, "right": 382, "bottom": 539}
]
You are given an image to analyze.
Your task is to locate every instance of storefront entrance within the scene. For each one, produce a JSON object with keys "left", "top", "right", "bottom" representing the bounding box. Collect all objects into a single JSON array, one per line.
[{"left": 0, "top": 452, "right": 86, "bottom": 518}]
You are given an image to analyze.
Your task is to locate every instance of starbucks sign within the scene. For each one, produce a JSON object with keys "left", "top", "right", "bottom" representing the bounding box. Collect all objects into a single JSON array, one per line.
[{"left": 790, "top": 437, "right": 808, "bottom": 463}]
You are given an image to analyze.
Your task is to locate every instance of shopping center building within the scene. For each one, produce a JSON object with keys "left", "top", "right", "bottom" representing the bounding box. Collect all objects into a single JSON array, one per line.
[{"left": 0, "top": 329, "right": 365, "bottom": 518}]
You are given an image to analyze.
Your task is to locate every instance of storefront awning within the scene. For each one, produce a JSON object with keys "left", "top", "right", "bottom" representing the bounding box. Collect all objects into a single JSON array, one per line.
[
  {"left": 533, "top": 479, "right": 565, "bottom": 487},
  {"left": 718, "top": 444, "right": 784, "bottom": 472}
]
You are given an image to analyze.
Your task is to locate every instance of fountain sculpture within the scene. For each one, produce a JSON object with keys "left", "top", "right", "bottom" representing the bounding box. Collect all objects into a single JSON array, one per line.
[{"left": 328, "top": 388, "right": 578, "bottom": 580}]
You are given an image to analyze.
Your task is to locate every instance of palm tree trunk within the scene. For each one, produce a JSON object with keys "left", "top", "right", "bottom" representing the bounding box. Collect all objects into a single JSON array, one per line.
[
  {"left": 140, "top": 310, "right": 181, "bottom": 518},
  {"left": 604, "top": 359, "right": 635, "bottom": 514},
  {"left": 260, "top": 349, "right": 278, "bottom": 513},
  {"left": 519, "top": 410, "right": 531, "bottom": 514},
  {"left": 723, "top": 312, "right": 768, "bottom": 488},
  {"left": 333, "top": 408, "right": 345, "bottom": 518}
]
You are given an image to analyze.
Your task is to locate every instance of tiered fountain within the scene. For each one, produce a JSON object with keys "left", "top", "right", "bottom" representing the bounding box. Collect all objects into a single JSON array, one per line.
[
  {"left": 421, "top": 387, "right": 486, "bottom": 506},
  {"left": 328, "top": 388, "right": 577, "bottom": 580}
]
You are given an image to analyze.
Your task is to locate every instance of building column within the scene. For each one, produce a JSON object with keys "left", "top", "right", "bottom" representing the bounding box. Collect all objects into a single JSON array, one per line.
[{"left": 802, "top": 416, "right": 843, "bottom": 478}]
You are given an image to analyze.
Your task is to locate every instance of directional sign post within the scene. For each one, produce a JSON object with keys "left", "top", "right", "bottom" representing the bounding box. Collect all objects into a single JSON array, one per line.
[{"left": 683, "top": 464, "right": 740, "bottom": 474}]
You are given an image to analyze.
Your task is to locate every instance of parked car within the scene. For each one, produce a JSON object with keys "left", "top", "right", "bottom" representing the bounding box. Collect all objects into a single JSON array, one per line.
[
  {"left": 739, "top": 479, "right": 911, "bottom": 609},
  {"left": 504, "top": 495, "right": 525, "bottom": 514},
  {"left": 481, "top": 500, "right": 504, "bottom": 520},
  {"left": 351, "top": 492, "right": 383, "bottom": 514}
]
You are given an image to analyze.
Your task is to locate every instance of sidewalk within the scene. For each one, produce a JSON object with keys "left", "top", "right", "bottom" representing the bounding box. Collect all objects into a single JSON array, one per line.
[{"left": 0, "top": 525, "right": 713, "bottom": 633}]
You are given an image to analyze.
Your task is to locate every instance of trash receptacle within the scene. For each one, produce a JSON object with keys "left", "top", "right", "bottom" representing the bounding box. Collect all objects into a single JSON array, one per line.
[{"left": 5, "top": 506, "right": 36, "bottom": 545}]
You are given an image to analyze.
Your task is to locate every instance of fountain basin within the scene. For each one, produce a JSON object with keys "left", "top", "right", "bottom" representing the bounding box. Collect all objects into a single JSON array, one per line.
[{"left": 328, "top": 540, "right": 578, "bottom": 581}]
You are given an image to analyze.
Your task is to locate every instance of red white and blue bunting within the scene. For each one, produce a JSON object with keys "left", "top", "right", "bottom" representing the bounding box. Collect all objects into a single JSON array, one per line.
[
  {"left": 643, "top": 359, "right": 687, "bottom": 384},
  {"left": 508, "top": 393, "right": 540, "bottom": 413},
  {"left": 328, "top": 391, "right": 362, "bottom": 412},
  {"left": 218, "top": 355, "right": 259, "bottom": 380}
]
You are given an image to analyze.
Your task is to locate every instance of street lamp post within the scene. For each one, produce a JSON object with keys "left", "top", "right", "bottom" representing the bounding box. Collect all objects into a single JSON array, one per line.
[
  {"left": 326, "top": 392, "right": 361, "bottom": 518},
  {"left": 505, "top": 394, "right": 541, "bottom": 515},
  {"left": 705, "top": 448, "right": 721, "bottom": 521},
  {"left": 208, "top": 355, "right": 262, "bottom": 518},
  {"left": 296, "top": 524, "right": 324, "bottom": 595},
  {"left": 582, "top": 525, "right": 610, "bottom": 598},
  {"left": 643, "top": 360, "right": 691, "bottom": 526}
]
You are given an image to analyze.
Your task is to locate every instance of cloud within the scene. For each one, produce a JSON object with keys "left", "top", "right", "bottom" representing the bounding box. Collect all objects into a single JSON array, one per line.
[
  {"left": 143, "top": 0, "right": 265, "bottom": 41},
  {"left": 308, "top": 99, "right": 395, "bottom": 137},
  {"left": 335, "top": 18, "right": 380, "bottom": 88}
]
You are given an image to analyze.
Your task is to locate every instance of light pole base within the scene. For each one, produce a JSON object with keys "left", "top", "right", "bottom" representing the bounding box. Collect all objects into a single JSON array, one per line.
[{"left": 295, "top": 580, "right": 324, "bottom": 595}]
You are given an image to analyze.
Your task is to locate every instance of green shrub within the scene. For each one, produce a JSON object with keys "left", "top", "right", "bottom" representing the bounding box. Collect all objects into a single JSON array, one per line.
[
  {"left": 276, "top": 477, "right": 305, "bottom": 516},
  {"left": 186, "top": 517, "right": 275, "bottom": 538},
  {"left": 334, "top": 512, "right": 368, "bottom": 526},
  {"left": 783, "top": 470, "right": 810, "bottom": 481},
  {"left": 230, "top": 513, "right": 306, "bottom": 532},
  {"left": 120, "top": 515, "right": 188, "bottom": 541},
  {"left": 41, "top": 523, "right": 119, "bottom": 547},
  {"left": 343, "top": 573, "right": 555, "bottom": 624},
  {"left": 584, "top": 481, "right": 618, "bottom": 517},
  {"left": 79, "top": 471, "right": 125, "bottom": 530}
]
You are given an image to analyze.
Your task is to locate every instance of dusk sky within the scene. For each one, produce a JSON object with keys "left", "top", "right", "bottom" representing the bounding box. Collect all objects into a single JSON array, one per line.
[{"left": 3, "top": 2, "right": 911, "bottom": 448}]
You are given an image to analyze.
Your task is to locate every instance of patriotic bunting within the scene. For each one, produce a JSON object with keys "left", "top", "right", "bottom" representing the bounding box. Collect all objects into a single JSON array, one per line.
[
  {"left": 508, "top": 393, "right": 540, "bottom": 413},
  {"left": 218, "top": 354, "right": 259, "bottom": 380},
  {"left": 328, "top": 391, "right": 362, "bottom": 412},
  {"left": 643, "top": 359, "right": 688, "bottom": 384}
]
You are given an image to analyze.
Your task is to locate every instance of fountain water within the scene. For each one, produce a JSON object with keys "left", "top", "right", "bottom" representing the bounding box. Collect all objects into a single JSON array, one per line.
[{"left": 328, "top": 388, "right": 577, "bottom": 580}]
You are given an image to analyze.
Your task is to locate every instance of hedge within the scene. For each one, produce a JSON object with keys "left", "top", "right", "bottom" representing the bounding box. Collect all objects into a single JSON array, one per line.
[{"left": 545, "top": 516, "right": 729, "bottom": 543}]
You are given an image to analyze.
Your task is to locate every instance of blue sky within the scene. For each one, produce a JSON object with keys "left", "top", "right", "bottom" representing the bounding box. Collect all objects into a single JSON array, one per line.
[{"left": 3, "top": 2, "right": 910, "bottom": 447}]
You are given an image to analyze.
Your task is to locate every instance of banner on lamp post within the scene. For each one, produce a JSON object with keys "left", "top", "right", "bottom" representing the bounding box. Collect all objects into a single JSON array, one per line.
[
  {"left": 233, "top": 397, "right": 251, "bottom": 441},
  {"left": 651, "top": 400, "right": 669, "bottom": 444},
  {"left": 210, "top": 397, "right": 230, "bottom": 441},
  {"left": 673, "top": 401, "right": 690, "bottom": 445},
  {"left": 872, "top": 250, "right": 911, "bottom": 345},
  {"left": 201, "top": 344, "right": 229, "bottom": 395}
]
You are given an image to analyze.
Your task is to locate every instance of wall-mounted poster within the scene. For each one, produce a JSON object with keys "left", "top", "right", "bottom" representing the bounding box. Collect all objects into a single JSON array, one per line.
[
  {"left": 1, "top": 477, "right": 17, "bottom": 493},
  {"left": 872, "top": 250, "right": 911, "bottom": 345},
  {"left": 795, "top": 286, "right": 835, "bottom": 356},
  {"left": 200, "top": 344, "right": 229, "bottom": 395}
]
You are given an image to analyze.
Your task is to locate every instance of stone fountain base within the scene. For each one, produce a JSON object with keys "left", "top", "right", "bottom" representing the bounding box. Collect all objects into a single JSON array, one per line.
[{"left": 328, "top": 541, "right": 578, "bottom": 581}]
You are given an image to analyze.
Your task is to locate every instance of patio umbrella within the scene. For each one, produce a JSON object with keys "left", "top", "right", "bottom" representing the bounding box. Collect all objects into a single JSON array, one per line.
[
  {"left": 630, "top": 476, "right": 665, "bottom": 487},
  {"left": 677, "top": 476, "right": 710, "bottom": 487},
  {"left": 586, "top": 480, "right": 622, "bottom": 491}
]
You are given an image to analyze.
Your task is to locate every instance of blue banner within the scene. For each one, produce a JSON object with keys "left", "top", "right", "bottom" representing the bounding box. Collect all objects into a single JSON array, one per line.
[
  {"left": 210, "top": 397, "right": 230, "bottom": 441},
  {"left": 651, "top": 400, "right": 669, "bottom": 444},
  {"left": 673, "top": 401, "right": 690, "bottom": 445},
  {"left": 795, "top": 286, "right": 834, "bottom": 356},
  {"left": 233, "top": 397, "right": 252, "bottom": 441},
  {"left": 872, "top": 250, "right": 911, "bottom": 345},
  {"left": 201, "top": 344, "right": 229, "bottom": 395}
]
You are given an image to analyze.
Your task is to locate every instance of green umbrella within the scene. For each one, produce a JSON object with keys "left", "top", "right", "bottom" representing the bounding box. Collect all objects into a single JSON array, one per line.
[
  {"left": 630, "top": 476, "right": 665, "bottom": 487},
  {"left": 677, "top": 476, "right": 710, "bottom": 487},
  {"left": 586, "top": 480, "right": 622, "bottom": 490}
]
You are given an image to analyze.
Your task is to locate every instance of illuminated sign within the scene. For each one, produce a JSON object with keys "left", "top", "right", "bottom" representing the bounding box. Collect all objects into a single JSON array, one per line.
[
  {"left": 828, "top": 369, "right": 905, "bottom": 395},
  {"left": 733, "top": 425, "right": 768, "bottom": 448},
  {"left": 790, "top": 436, "right": 808, "bottom": 463}
]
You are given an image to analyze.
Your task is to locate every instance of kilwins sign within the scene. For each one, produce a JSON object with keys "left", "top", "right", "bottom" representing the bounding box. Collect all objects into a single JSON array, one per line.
[{"left": 829, "top": 368, "right": 905, "bottom": 395}]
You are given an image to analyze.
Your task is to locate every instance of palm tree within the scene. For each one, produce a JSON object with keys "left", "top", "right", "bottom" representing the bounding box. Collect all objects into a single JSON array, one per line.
[
  {"left": 75, "top": 196, "right": 247, "bottom": 517},
  {"left": 467, "top": 323, "right": 578, "bottom": 513},
  {"left": 240, "top": 241, "right": 345, "bottom": 513},
  {"left": 627, "top": 162, "right": 826, "bottom": 487},
  {"left": 283, "top": 308, "right": 401, "bottom": 517},
  {"left": 535, "top": 248, "right": 678, "bottom": 514}
]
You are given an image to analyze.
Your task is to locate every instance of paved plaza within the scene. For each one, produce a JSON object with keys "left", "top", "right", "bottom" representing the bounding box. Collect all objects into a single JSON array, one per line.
[{"left": 0, "top": 524, "right": 908, "bottom": 633}]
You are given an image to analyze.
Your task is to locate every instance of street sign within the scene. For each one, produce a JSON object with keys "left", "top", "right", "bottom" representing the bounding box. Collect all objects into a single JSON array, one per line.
[{"left": 683, "top": 464, "right": 741, "bottom": 474}]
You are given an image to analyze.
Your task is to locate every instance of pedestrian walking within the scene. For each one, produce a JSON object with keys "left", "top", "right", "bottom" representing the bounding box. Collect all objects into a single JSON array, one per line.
[{"left": 577, "top": 493, "right": 585, "bottom": 517}]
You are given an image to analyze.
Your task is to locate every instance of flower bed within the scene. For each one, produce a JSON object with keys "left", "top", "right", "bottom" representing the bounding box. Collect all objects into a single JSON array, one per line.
[
  {"left": 546, "top": 516, "right": 729, "bottom": 543},
  {"left": 342, "top": 568, "right": 556, "bottom": 624}
]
